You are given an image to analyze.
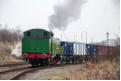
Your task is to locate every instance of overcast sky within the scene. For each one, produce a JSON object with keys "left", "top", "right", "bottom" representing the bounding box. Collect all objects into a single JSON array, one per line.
[{"left": 0, "top": 0, "right": 120, "bottom": 43}]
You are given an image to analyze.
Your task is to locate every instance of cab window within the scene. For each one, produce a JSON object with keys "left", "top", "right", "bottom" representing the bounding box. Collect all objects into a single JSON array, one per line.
[
  {"left": 44, "top": 32, "right": 48, "bottom": 38},
  {"left": 27, "top": 32, "right": 31, "bottom": 37}
]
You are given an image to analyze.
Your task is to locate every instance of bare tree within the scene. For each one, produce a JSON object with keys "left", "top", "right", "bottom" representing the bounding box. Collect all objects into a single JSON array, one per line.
[{"left": 0, "top": 24, "right": 22, "bottom": 44}]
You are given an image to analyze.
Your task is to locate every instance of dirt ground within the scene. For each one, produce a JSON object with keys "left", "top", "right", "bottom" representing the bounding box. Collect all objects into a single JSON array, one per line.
[
  {"left": 17, "top": 57, "right": 120, "bottom": 80},
  {"left": 39, "top": 56, "right": 119, "bottom": 80},
  {"left": 51, "top": 58, "right": 120, "bottom": 80},
  {"left": 18, "top": 64, "right": 81, "bottom": 80}
]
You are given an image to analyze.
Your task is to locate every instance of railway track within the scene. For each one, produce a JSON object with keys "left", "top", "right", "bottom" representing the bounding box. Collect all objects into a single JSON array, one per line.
[
  {"left": 0, "top": 66, "right": 32, "bottom": 80},
  {"left": 0, "top": 66, "right": 30, "bottom": 74},
  {"left": 0, "top": 63, "right": 84, "bottom": 80},
  {"left": 0, "top": 64, "right": 64, "bottom": 80},
  {"left": 0, "top": 62, "right": 28, "bottom": 67},
  {"left": 9, "top": 66, "right": 50, "bottom": 80}
]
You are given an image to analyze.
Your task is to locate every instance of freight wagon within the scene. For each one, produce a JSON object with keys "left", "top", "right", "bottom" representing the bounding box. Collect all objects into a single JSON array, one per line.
[
  {"left": 73, "top": 43, "right": 87, "bottom": 63},
  {"left": 86, "top": 44, "right": 97, "bottom": 56},
  {"left": 60, "top": 41, "right": 73, "bottom": 56},
  {"left": 97, "top": 45, "right": 108, "bottom": 56}
]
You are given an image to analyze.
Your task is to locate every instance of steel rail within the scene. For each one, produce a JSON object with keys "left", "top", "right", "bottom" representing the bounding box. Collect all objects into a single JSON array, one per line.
[
  {"left": 9, "top": 66, "right": 50, "bottom": 80},
  {"left": 0, "top": 62, "right": 28, "bottom": 67},
  {"left": 0, "top": 66, "right": 30, "bottom": 74}
]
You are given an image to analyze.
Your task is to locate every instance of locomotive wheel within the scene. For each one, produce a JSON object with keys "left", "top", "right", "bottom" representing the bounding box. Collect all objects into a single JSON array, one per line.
[
  {"left": 29, "top": 59, "right": 36, "bottom": 67},
  {"left": 35, "top": 62, "right": 39, "bottom": 67},
  {"left": 32, "top": 63, "right": 35, "bottom": 67},
  {"left": 44, "top": 59, "right": 49, "bottom": 66},
  {"left": 32, "top": 61, "right": 36, "bottom": 67}
]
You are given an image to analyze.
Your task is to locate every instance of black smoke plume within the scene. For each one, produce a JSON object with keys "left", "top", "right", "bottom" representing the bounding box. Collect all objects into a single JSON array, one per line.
[{"left": 48, "top": 0, "right": 87, "bottom": 30}]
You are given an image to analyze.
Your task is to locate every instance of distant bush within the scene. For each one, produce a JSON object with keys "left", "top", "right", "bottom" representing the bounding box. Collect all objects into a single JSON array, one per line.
[{"left": 0, "top": 25, "right": 22, "bottom": 44}]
